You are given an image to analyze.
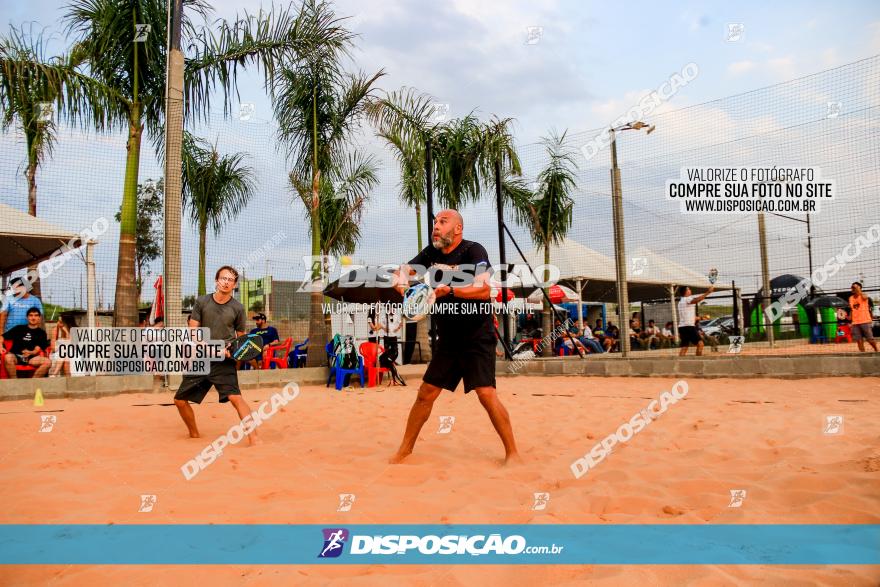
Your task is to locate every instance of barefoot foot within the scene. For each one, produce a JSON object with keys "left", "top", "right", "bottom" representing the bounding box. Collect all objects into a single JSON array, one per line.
[
  {"left": 504, "top": 452, "right": 524, "bottom": 466},
  {"left": 388, "top": 451, "right": 411, "bottom": 464}
]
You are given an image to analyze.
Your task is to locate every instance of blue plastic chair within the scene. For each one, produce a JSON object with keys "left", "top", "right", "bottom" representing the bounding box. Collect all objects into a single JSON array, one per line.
[
  {"left": 325, "top": 341, "right": 365, "bottom": 390},
  {"left": 810, "top": 324, "right": 828, "bottom": 344},
  {"left": 288, "top": 338, "right": 309, "bottom": 368},
  {"left": 325, "top": 341, "right": 336, "bottom": 385}
]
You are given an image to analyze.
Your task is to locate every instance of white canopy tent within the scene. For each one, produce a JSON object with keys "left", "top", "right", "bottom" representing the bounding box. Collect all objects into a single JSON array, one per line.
[
  {"left": 516, "top": 238, "right": 733, "bottom": 332},
  {"left": 0, "top": 204, "right": 98, "bottom": 327}
]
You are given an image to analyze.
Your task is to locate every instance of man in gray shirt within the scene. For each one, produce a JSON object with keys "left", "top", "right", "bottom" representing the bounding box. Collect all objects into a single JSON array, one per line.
[{"left": 174, "top": 265, "right": 260, "bottom": 445}]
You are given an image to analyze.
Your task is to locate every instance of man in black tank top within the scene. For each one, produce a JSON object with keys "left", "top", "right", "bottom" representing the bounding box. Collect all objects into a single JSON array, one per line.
[{"left": 389, "top": 209, "right": 521, "bottom": 465}]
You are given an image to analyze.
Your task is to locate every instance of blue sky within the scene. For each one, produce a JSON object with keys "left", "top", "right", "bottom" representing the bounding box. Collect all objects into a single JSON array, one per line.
[{"left": 1, "top": 0, "right": 879, "bottom": 306}]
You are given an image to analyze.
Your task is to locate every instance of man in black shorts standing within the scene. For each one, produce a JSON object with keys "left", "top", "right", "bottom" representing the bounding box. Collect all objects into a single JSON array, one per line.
[
  {"left": 390, "top": 209, "right": 521, "bottom": 464},
  {"left": 677, "top": 285, "right": 714, "bottom": 356},
  {"left": 174, "top": 266, "right": 259, "bottom": 445}
]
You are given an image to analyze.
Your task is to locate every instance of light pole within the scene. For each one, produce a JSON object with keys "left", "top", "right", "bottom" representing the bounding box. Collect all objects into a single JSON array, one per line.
[
  {"left": 768, "top": 212, "right": 814, "bottom": 296},
  {"left": 609, "top": 121, "right": 655, "bottom": 357},
  {"left": 757, "top": 213, "right": 774, "bottom": 348}
]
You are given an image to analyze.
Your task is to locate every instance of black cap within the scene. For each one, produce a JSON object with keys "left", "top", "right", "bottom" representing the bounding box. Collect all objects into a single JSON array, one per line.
[{"left": 253, "top": 313, "right": 267, "bottom": 321}]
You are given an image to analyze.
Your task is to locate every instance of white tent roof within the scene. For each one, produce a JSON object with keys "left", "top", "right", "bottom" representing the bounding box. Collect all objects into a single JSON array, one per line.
[
  {"left": 0, "top": 204, "right": 81, "bottom": 274},
  {"left": 628, "top": 246, "right": 731, "bottom": 289},
  {"left": 515, "top": 238, "right": 730, "bottom": 302}
]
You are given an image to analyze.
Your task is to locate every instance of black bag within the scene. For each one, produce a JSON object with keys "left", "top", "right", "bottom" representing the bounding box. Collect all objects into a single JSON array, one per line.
[{"left": 380, "top": 336, "right": 398, "bottom": 368}]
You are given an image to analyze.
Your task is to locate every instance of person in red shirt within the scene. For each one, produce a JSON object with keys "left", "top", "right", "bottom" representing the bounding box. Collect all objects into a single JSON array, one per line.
[{"left": 849, "top": 282, "right": 877, "bottom": 352}]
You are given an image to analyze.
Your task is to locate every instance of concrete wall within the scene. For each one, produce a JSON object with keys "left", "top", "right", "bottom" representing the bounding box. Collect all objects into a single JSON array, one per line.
[
  {"left": 3, "top": 354, "right": 876, "bottom": 402},
  {"left": 0, "top": 363, "right": 430, "bottom": 402},
  {"left": 498, "top": 353, "right": 880, "bottom": 379}
]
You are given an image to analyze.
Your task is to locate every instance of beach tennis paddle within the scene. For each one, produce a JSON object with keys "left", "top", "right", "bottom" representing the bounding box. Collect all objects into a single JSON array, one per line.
[
  {"left": 402, "top": 282, "right": 436, "bottom": 322},
  {"left": 228, "top": 333, "right": 264, "bottom": 361},
  {"left": 707, "top": 268, "right": 719, "bottom": 285}
]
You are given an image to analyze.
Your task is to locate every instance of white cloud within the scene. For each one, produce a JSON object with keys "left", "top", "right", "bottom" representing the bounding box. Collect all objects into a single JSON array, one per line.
[{"left": 728, "top": 60, "right": 756, "bottom": 75}]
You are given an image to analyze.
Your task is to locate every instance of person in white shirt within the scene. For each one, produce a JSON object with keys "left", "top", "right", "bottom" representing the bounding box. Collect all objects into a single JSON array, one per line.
[
  {"left": 677, "top": 285, "right": 715, "bottom": 356},
  {"left": 660, "top": 321, "right": 675, "bottom": 348},
  {"left": 641, "top": 319, "right": 661, "bottom": 350}
]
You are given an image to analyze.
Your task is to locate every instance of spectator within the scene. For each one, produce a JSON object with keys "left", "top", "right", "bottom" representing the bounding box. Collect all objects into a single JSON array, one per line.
[
  {"left": 554, "top": 319, "right": 588, "bottom": 355},
  {"left": 604, "top": 321, "right": 620, "bottom": 352},
  {"left": 849, "top": 281, "right": 878, "bottom": 353},
  {"left": 641, "top": 319, "right": 660, "bottom": 350},
  {"left": 572, "top": 322, "right": 604, "bottom": 354},
  {"left": 49, "top": 313, "right": 78, "bottom": 377},
  {"left": 367, "top": 308, "right": 381, "bottom": 343},
  {"left": 378, "top": 304, "right": 403, "bottom": 367},
  {"left": 660, "top": 321, "right": 675, "bottom": 348},
  {"left": 0, "top": 277, "right": 44, "bottom": 346},
  {"left": 523, "top": 313, "right": 541, "bottom": 338},
  {"left": 243, "top": 312, "right": 279, "bottom": 369},
  {"left": 3, "top": 307, "right": 50, "bottom": 378},
  {"left": 629, "top": 313, "right": 642, "bottom": 350}
]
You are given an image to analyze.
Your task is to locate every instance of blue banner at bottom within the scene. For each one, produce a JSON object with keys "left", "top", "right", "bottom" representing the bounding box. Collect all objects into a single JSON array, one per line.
[{"left": 0, "top": 525, "right": 877, "bottom": 565}]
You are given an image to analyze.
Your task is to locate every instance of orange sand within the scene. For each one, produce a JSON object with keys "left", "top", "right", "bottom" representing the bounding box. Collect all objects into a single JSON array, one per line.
[{"left": 1, "top": 376, "right": 878, "bottom": 585}]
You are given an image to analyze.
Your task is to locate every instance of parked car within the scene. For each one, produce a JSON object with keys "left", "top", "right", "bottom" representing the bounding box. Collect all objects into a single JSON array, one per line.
[{"left": 702, "top": 316, "right": 735, "bottom": 337}]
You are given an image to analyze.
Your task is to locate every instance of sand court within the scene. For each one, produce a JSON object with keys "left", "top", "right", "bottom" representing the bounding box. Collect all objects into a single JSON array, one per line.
[{"left": 1, "top": 375, "right": 878, "bottom": 585}]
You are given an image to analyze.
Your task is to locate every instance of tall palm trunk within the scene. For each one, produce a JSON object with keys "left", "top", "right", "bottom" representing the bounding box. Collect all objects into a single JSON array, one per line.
[
  {"left": 25, "top": 155, "right": 41, "bottom": 297},
  {"left": 197, "top": 215, "right": 208, "bottom": 296},
  {"left": 415, "top": 201, "right": 423, "bottom": 251},
  {"left": 541, "top": 245, "right": 552, "bottom": 357},
  {"left": 113, "top": 105, "right": 142, "bottom": 326},
  {"left": 306, "top": 167, "right": 326, "bottom": 367},
  {"left": 306, "top": 78, "right": 328, "bottom": 368}
]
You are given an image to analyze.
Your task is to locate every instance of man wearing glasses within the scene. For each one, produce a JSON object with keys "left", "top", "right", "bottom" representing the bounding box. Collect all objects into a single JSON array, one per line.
[{"left": 173, "top": 266, "right": 260, "bottom": 445}]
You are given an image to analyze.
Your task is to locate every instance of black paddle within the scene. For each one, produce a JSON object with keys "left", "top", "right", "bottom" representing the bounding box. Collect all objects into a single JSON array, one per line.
[{"left": 228, "top": 333, "right": 264, "bottom": 362}]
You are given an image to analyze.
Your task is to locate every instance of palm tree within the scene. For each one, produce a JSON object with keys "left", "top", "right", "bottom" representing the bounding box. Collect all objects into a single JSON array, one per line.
[
  {"left": 57, "top": 0, "right": 351, "bottom": 326},
  {"left": 0, "top": 24, "right": 110, "bottom": 296},
  {"left": 291, "top": 152, "right": 379, "bottom": 259},
  {"left": 181, "top": 133, "right": 255, "bottom": 295},
  {"left": 511, "top": 130, "right": 577, "bottom": 355},
  {"left": 291, "top": 152, "right": 378, "bottom": 335},
  {"left": 366, "top": 87, "right": 435, "bottom": 250},
  {"left": 272, "top": 34, "right": 384, "bottom": 366},
  {"left": 432, "top": 114, "right": 521, "bottom": 209}
]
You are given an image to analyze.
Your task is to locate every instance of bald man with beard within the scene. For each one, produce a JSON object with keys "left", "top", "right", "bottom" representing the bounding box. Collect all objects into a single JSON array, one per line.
[{"left": 390, "top": 210, "right": 522, "bottom": 465}]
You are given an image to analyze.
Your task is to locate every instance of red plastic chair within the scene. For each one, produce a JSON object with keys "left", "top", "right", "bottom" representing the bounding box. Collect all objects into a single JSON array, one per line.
[
  {"left": 0, "top": 340, "right": 41, "bottom": 379},
  {"left": 834, "top": 324, "right": 852, "bottom": 343},
  {"left": 262, "top": 337, "right": 293, "bottom": 369},
  {"left": 359, "top": 342, "right": 390, "bottom": 387}
]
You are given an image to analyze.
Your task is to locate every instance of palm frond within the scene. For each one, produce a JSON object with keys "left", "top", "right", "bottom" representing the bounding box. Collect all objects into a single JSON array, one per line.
[{"left": 186, "top": 0, "right": 354, "bottom": 121}]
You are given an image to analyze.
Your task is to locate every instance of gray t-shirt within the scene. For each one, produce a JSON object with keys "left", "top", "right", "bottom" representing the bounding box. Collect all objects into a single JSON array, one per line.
[{"left": 190, "top": 294, "right": 246, "bottom": 343}]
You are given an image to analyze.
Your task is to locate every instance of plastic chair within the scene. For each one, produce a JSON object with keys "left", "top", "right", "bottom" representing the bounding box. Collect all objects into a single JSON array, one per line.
[
  {"left": 359, "top": 342, "right": 390, "bottom": 387},
  {"left": 326, "top": 341, "right": 364, "bottom": 390},
  {"left": 262, "top": 337, "right": 293, "bottom": 369},
  {"left": 810, "top": 324, "right": 828, "bottom": 344},
  {"left": 0, "top": 340, "right": 41, "bottom": 379},
  {"left": 288, "top": 338, "right": 309, "bottom": 368},
  {"left": 834, "top": 324, "right": 852, "bottom": 343}
]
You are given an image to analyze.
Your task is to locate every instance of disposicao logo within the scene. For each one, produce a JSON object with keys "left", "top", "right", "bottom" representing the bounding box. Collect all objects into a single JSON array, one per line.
[{"left": 318, "top": 528, "right": 349, "bottom": 558}]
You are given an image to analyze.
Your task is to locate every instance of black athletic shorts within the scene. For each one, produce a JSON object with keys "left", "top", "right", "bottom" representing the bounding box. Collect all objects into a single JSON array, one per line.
[
  {"left": 678, "top": 326, "right": 701, "bottom": 346},
  {"left": 174, "top": 358, "right": 241, "bottom": 404},
  {"left": 423, "top": 332, "right": 496, "bottom": 393}
]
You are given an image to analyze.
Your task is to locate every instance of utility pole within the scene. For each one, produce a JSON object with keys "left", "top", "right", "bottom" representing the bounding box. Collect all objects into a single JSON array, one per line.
[
  {"left": 757, "top": 213, "right": 774, "bottom": 348},
  {"left": 610, "top": 129, "right": 630, "bottom": 356}
]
